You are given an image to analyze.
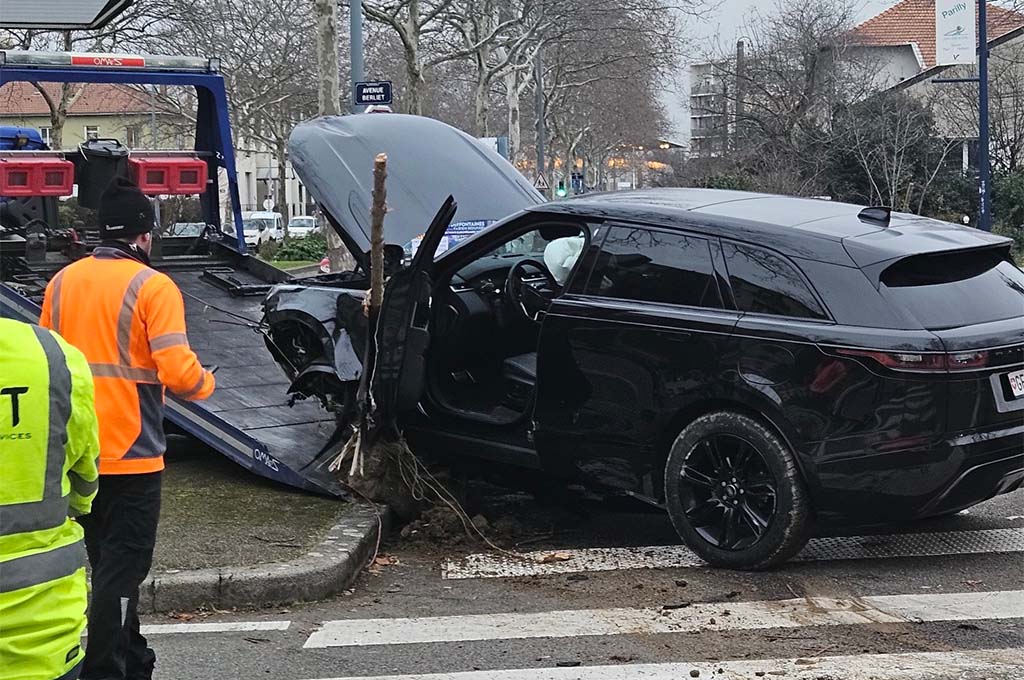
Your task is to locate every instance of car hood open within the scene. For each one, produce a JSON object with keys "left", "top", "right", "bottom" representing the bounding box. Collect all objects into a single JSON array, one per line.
[{"left": 289, "top": 114, "right": 544, "bottom": 261}]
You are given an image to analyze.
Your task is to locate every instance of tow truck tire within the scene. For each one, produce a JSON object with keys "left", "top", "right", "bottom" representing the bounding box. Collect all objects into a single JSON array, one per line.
[{"left": 664, "top": 412, "right": 812, "bottom": 571}]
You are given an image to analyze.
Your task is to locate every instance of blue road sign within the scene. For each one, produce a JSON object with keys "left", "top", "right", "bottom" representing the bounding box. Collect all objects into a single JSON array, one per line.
[{"left": 355, "top": 81, "right": 393, "bottom": 106}]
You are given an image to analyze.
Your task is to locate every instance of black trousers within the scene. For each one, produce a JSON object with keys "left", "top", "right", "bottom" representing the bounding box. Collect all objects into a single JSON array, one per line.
[{"left": 78, "top": 472, "right": 162, "bottom": 680}]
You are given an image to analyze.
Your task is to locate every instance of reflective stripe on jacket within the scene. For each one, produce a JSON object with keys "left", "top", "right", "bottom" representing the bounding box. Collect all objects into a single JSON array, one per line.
[
  {"left": 0, "top": 319, "right": 100, "bottom": 680},
  {"left": 39, "top": 246, "right": 215, "bottom": 475}
]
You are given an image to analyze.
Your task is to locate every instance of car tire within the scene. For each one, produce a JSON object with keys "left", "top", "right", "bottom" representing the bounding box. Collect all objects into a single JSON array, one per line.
[{"left": 663, "top": 411, "right": 812, "bottom": 570}]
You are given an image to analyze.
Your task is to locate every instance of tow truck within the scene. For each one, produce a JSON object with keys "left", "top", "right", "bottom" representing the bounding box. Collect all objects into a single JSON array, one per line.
[{"left": 0, "top": 50, "right": 345, "bottom": 496}]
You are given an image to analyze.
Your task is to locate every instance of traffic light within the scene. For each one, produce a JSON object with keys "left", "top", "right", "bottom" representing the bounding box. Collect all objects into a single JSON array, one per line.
[{"left": 556, "top": 180, "right": 567, "bottom": 197}]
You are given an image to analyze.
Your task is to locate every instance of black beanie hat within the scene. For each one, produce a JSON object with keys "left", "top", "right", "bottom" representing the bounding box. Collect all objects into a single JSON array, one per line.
[{"left": 98, "top": 177, "right": 156, "bottom": 239}]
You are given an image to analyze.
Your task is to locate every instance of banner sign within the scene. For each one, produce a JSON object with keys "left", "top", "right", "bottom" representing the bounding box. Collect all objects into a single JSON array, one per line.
[
  {"left": 406, "top": 220, "right": 494, "bottom": 258},
  {"left": 936, "top": 0, "right": 977, "bottom": 65}
]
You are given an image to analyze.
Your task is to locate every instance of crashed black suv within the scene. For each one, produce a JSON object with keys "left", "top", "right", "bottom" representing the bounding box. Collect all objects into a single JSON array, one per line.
[{"left": 264, "top": 114, "right": 1024, "bottom": 570}]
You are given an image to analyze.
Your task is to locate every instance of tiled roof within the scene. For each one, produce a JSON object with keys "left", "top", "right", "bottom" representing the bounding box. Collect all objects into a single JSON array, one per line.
[
  {"left": 0, "top": 82, "right": 153, "bottom": 116},
  {"left": 850, "top": 0, "right": 1024, "bottom": 67}
]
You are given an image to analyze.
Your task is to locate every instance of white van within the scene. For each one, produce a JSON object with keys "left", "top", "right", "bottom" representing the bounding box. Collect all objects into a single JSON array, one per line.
[
  {"left": 242, "top": 211, "right": 284, "bottom": 249},
  {"left": 287, "top": 215, "right": 317, "bottom": 238}
]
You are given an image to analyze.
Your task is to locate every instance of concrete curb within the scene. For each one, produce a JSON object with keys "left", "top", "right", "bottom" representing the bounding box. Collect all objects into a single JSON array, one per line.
[{"left": 140, "top": 502, "right": 388, "bottom": 614}]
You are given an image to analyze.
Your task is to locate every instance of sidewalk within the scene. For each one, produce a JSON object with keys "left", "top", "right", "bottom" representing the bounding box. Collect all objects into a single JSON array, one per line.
[{"left": 139, "top": 436, "right": 386, "bottom": 613}]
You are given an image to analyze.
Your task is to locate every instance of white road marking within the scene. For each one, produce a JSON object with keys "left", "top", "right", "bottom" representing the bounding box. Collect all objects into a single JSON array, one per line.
[
  {"left": 303, "top": 589, "right": 1023, "bottom": 648},
  {"left": 139, "top": 620, "right": 291, "bottom": 635},
  {"left": 443, "top": 527, "right": 1024, "bottom": 579},
  {"left": 301, "top": 647, "right": 1024, "bottom": 679}
]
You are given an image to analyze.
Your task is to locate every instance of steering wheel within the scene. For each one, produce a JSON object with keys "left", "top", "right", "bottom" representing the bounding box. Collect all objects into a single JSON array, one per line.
[{"left": 505, "top": 259, "right": 558, "bottom": 322}]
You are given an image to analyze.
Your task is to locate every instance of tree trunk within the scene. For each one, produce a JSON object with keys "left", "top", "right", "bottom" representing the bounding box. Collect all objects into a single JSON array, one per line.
[
  {"left": 369, "top": 154, "right": 387, "bottom": 309},
  {"left": 275, "top": 137, "right": 289, "bottom": 232},
  {"left": 504, "top": 71, "right": 521, "bottom": 163},
  {"left": 403, "top": 0, "right": 425, "bottom": 116},
  {"left": 405, "top": 56, "right": 425, "bottom": 116},
  {"left": 49, "top": 103, "right": 68, "bottom": 150},
  {"left": 315, "top": 0, "right": 341, "bottom": 116},
  {"left": 474, "top": 69, "right": 490, "bottom": 137},
  {"left": 47, "top": 33, "right": 76, "bottom": 149},
  {"left": 315, "top": 0, "right": 349, "bottom": 270},
  {"left": 471, "top": 32, "right": 493, "bottom": 136}
]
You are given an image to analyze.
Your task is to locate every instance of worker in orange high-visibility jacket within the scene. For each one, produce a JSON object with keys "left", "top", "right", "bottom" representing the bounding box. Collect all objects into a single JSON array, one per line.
[{"left": 40, "top": 177, "right": 215, "bottom": 680}]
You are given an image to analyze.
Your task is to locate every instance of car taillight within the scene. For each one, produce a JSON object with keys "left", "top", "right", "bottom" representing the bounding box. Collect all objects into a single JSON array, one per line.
[{"left": 837, "top": 348, "right": 989, "bottom": 372}]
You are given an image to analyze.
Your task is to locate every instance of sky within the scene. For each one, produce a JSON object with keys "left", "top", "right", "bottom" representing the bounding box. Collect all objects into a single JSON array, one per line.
[{"left": 662, "top": 0, "right": 902, "bottom": 141}]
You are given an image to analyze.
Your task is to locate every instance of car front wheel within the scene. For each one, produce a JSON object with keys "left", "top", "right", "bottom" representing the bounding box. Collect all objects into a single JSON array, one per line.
[{"left": 664, "top": 412, "right": 812, "bottom": 570}]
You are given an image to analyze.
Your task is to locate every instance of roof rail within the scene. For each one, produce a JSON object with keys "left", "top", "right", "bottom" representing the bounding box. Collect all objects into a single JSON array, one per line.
[
  {"left": 858, "top": 206, "right": 891, "bottom": 228},
  {"left": 0, "top": 50, "right": 217, "bottom": 74}
]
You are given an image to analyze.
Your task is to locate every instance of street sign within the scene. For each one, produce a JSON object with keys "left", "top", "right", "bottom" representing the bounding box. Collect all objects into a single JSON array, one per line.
[
  {"left": 0, "top": 0, "right": 131, "bottom": 29},
  {"left": 936, "top": 0, "right": 977, "bottom": 65},
  {"left": 354, "top": 81, "right": 393, "bottom": 106},
  {"left": 534, "top": 173, "right": 549, "bottom": 191}
]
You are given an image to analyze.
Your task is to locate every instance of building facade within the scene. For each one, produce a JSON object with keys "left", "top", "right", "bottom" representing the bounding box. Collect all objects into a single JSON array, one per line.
[{"left": 688, "top": 62, "right": 731, "bottom": 158}]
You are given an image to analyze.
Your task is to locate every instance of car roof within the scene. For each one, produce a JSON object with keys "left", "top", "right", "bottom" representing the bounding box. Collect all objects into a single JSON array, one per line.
[{"left": 530, "top": 188, "right": 1009, "bottom": 266}]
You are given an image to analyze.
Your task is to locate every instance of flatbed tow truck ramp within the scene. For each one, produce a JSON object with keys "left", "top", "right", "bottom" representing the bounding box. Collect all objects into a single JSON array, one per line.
[{"left": 0, "top": 50, "right": 344, "bottom": 497}]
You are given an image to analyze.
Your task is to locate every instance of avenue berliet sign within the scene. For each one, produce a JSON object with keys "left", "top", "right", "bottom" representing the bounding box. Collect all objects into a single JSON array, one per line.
[{"left": 936, "top": 0, "right": 977, "bottom": 65}]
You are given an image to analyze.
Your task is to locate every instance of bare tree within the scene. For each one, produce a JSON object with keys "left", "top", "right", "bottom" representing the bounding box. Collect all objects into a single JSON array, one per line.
[
  {"left": 695, "top": 0, "right": 871, "bottom": 194},
  {"left": 440, "top": 0, "right": 558, "bottom": 137},
  {"left": 831, "top": 90, "right": 959, "bottom": 213},
  {"left": 539, "top": 0, "right": 685, "bottom": 184},
  {"left": 315, "top": 0, "right": 354, "bottom": 269},
  {"left": 361, "top": 0, "right": 458, "bottom": 115},
  {"left": 933, "top": 39, "right": 1024, "bottom": 174},
  {"left": 0, "top": 1, "right": 184, "bottom": 148},
  {"left": 151, "top": 0, "right": 320, "bottom": 222}
]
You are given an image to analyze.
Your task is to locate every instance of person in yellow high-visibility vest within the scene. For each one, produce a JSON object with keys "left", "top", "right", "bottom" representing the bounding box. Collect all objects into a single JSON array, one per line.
[{"left": 0, "top": 318, "right": 100, "bottom": 680}]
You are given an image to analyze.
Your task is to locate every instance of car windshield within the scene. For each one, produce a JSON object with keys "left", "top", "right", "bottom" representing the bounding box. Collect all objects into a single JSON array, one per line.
[
  {"left": 291, "top": 218, "right": 314, "bottom": 228},
  {"left": 881, "top": 249, "right": 1024, "bottom": 329},
  {"left": 243, "top": 218, "right": 274, "bottom": 232},
  {"left": 484, "top": 231, "right": 552, "bottom": 258},
  {"left": 166, "top": 222, "right": 204, "bottom": 237}
]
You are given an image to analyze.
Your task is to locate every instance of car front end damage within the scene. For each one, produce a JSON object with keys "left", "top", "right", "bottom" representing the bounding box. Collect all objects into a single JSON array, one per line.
[{"left": 263, "top": 282, "right": 369, "bottom": 426}]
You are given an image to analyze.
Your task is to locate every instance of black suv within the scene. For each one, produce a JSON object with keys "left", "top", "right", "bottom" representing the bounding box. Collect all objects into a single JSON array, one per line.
[{"left": 265, "top": 115, "right": 1024, "bottom": 569}]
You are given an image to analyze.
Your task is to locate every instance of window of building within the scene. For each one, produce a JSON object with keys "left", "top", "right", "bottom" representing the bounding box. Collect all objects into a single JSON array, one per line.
[
  {"left": 723, "top": 242, "right": 826, "bottom": 319},
  {"left": 39, "top": 127, "right": 52, "bottom": 146},
  {"left": 585, "top": 226, "right": 723, "bottom": 308},
  {"left": 84, "top": 125, "right": 99, "bottom": 141},
  {"left": 125, "top": 124, "right": 144, "bottom": 148}
]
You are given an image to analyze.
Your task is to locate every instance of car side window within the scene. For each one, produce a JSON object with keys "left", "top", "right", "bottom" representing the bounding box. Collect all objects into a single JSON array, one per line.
[
  {"left": 584, "top": 226, "right": 723, "bottom": 308},
  {"left": 723, "top": 242, "right": 827, "bottom": 320}
]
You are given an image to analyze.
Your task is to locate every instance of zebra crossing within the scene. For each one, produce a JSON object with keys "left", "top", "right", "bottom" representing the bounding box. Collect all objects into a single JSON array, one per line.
[
  {"left": 304, "top": 589, "right": 1024, "bottom": 648},
  {"left": 146, "top": 516, "right": 1024, "bottom": 679},
  {"left": 442, "top": 526, "right": 1024, "bottom": 579},
  {"left": 304, "top": 649, "right": 1024, "bottom": 680}
]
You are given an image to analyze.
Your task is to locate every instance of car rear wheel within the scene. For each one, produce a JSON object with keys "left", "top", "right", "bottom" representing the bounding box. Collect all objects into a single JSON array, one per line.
[{"left": 664, "top": 412, "right": 812, "bottom": 570}]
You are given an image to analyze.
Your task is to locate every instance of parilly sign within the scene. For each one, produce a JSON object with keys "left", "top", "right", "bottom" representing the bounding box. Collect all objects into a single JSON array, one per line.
[{"left": 936, "top": 0, "right": 977, "bottom": 65}]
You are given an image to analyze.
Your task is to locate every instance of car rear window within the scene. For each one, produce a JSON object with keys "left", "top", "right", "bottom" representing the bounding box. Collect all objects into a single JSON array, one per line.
[
  {"left": 881, "top": 249, "right": 1024, "bottom": 329},
  {"left": 723, "top": 243, "right": 827, "bottom": 320}
]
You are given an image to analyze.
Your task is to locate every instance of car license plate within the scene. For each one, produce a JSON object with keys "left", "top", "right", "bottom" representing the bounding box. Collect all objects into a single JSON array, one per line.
[{"left": 1009, "top": 369, "right": 1024, "bottom": 399}]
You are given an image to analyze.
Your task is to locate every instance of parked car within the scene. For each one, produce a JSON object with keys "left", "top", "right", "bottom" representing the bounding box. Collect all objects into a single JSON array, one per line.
[
  {"left": 264, "top": 115, "right": 1024, "bottom": 570},
  {"left": 242, "top": 211, "right": 284, "bottom": 250},
  {"left": 165, "top": 221, "right": 206, "bottom": 237},
  {"left": 288, "top": 215, "right": 317, "bottom": 238}
]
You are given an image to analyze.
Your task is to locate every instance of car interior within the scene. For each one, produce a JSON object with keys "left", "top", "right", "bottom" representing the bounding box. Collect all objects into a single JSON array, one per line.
[{"left": 427, "top": 222, "right": 589, "bottom": 425}]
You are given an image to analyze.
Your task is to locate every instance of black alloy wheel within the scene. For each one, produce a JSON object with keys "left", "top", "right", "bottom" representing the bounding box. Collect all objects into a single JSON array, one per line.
[
  {"left": 679, "top": 434, "right": 776, "bottom": 551},
  {"left": 664, "top": 412, "right": 813, "bottom": 570}
]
